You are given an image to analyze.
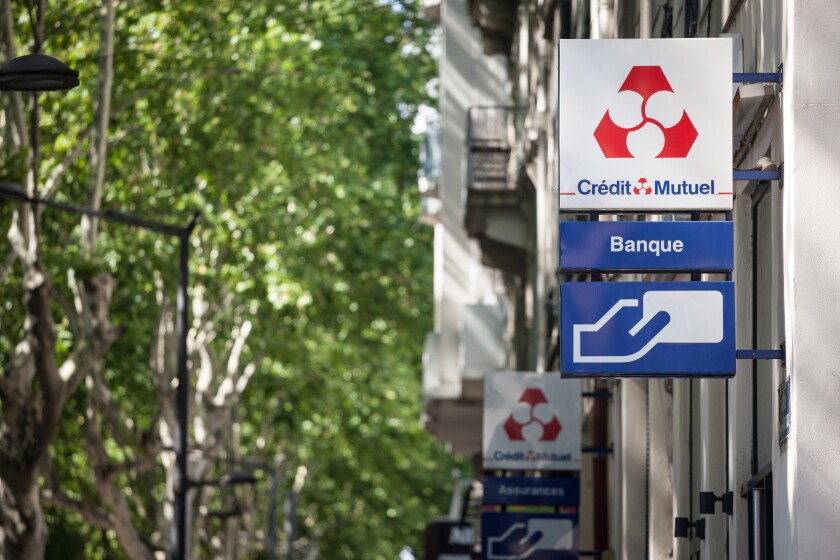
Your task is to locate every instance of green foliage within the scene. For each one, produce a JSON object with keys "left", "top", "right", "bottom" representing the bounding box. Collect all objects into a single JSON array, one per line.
[
  {"left": 0, "top": 146, "right": 29, "bottom": 184},
  {"left": 3, "top": 0, "right": 467, "bottom": 557}
]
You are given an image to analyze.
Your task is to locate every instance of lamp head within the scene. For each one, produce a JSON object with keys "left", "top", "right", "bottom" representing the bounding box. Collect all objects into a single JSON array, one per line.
[
  {"left": 699, "top": 491, "right": 717, "bottom": 514},
  {"left": 0, "top": 54, "right": 79, "bottom": 92},
  {"left": 674, "top": 517, "right": 689, "bottom": 538},
  {"left": 220, "top": 472, "right": 258, "bottom": 486},
  {"left": 0, "top": 181, "right": 29, "bottom": 201}
]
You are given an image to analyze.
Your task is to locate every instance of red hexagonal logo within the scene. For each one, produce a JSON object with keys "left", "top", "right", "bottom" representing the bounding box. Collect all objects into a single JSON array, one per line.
[
  {"left": 593, "top": 66, "right": 698, "bottom": 159},
  {"left": 632, "top": 177, "right": 651, "bottom": 195},
  {"left": 503, "top": 387, "right": 562, "bottom": 442}
]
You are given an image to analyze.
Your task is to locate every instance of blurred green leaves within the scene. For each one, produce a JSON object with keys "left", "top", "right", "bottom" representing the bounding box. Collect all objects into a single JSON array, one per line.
[{"left": 2, "top": 0, "right": 465, "bottom": 557}]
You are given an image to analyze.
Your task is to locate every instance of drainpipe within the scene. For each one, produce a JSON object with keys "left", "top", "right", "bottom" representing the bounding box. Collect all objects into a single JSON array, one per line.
[
  {"left": 598, "top": 0, "right": 615, "bottom": 39},
  {"left": 590, "top": 0, "right": 614, "bottom": 38},
  {"left": 640, "top": 0, "right": 652, "bottom": 38}
]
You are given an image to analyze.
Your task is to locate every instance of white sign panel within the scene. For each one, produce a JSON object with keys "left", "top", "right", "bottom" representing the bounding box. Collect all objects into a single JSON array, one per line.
[
  {"left": 558, "top": 39, "right": 732, "bottom": 211},
  {"left": 483, "top": 373, "right": 581, "bottom": 471}
]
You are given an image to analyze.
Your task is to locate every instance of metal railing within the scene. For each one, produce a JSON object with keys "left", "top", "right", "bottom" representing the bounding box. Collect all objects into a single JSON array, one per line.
[{"left": 466, "top": 106, "right": 527, "bottom": 192}]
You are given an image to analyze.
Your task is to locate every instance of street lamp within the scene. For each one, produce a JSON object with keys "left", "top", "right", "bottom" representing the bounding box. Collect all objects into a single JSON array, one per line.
[
  {"left": 182, "top": 452, "right": 282, "bottom": 560},
  {"left": 0, "top": 53, "right": 80, "bottom": 200},
  {"left": 2, "top": 51, "right": 206, "bottom": 560},
  {"left": 190, "top": 471, "right": 259, "bottom": 488},
  {"left": 1, "top": 53, "right": 212, "bottom": 559},
  {"left": 195, "top": 471, "right": 257, "bottom": 521},
  {"left": 0, "top": 182, "right": 199, "bottom": 560}
]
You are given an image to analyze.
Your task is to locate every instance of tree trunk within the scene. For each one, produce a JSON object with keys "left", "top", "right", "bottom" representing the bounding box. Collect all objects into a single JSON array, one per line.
[
  {"left": 10, "top": 483, "right": 47, "bottom": 560},
  {"left": 85, "top": 370, "right": 155, "bottom": 560}
]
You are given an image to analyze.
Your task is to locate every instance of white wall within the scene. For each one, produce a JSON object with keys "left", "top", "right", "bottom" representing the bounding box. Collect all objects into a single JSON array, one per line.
[
  {"left": 782, "top": 0, "right": 840, "bottom": 557},
  {"left": 433, "top": 0, "right": 509, "bottom": 397}
]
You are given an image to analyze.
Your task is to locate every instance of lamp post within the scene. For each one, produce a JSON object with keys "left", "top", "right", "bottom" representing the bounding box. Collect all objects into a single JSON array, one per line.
[
  {"left": 172, "top": 214, "right": 199, "bottom": 560},
  {"left": 174, "top": 451, "right": 282, "bottom": 560},
  {"left": 0, "top": 182, "right": 199, "bottom": 560}
]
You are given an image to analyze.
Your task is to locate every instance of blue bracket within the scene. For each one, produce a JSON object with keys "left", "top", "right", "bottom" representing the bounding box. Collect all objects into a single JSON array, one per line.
[
  {"left": 582, "top": 391, "right": 613, "bottom": 399},
  {"left": 733, "top": 168, "right": 782, "bottom": 181},
  {"left": 733, "top": 72, "right": 783, "bottom": 84},
  {"left": 582, "top": 445, "right": 613, "bottom": 456},
  {"left": 732, "top": 169, "right": 782, "bottom": 181},
  {"left": 736, "top": 349, "right": 784, "bottom": 360}
]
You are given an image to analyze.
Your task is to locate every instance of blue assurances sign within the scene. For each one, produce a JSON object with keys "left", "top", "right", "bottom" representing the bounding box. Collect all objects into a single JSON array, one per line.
[
  {"left": 482, "top": 512, "right": 578, "bottom": 560},
  {"left": 560, "top": 281, "right": 735, "bottom": 376},
  {"left": 483, "top": 477, "right": 580, "bottom": 507},
  {"left": 560, "top": 221, "right": 733, "bottom": 271}
]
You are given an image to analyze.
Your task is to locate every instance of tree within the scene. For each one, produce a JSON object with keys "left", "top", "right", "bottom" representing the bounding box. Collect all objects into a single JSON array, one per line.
[{"left": 1, "top": 1, "right": 466, "bottom": 558}]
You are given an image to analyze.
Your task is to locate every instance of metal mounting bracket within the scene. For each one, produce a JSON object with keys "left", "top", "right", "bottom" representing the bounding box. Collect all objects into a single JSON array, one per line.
[{"left": 736, "top": 343, "right": 786, "bottom": 364}]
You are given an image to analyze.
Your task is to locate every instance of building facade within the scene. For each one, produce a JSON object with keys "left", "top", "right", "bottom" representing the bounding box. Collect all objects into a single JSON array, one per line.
[{"left": 420, "top": 0, "right": 840, "bottom": 558}]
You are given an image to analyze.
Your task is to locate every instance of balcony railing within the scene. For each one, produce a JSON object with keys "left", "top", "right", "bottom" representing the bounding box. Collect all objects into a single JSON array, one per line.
[
  {"left": 466, "top": 106, "right": 527, "bottom": 193},
  {"left": 419, "top": 124, "right": 442, "bottom": 195}
]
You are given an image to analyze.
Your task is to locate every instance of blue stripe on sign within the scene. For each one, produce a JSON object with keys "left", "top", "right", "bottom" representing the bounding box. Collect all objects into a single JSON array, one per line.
[
  {"left": 560, "top": 221, "right": 733, "bottom": 271},
  {"left": 483, "top": 477, "right": 580, "bottom": 507}
]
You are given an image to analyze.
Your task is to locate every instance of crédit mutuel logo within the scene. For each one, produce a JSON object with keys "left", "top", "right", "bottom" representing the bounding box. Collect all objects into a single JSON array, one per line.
[
  {"left": 574, "top": 65, "right": 716, "bottom": 198},
  {"left": 503, "top": 387, "right": 562, "bottom": 442}
]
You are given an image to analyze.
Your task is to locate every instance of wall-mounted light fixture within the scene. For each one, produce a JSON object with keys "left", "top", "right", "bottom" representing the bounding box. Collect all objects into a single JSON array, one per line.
[
  {"left": 674, "top": 517, "right": 705, "bottom": 540},
  {"left": 699, "top": 491, "right": 734, "bottom": 515}
]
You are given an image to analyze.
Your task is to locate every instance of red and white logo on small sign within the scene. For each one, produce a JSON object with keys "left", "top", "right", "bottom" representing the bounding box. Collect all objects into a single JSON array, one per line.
[
  {"left": 503, "top": 388, "right": 562, "bottom": 442},
  {"left": 633, "top": 177, "right": 651, "bottom": 195},
  {"left": 593, "top": 66, "right": 698, "bottom": 159}
]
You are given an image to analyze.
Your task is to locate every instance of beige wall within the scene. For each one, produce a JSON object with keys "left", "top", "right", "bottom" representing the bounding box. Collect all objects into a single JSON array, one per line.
[{"left": 430, "top": 0, "right": 508, "bottom": 398}]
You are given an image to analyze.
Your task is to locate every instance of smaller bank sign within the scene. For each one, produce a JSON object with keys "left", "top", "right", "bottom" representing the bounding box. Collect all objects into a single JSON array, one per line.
[
  {"left": 558, "top": 38, "right": 732, "bottom": 211},
  {"left": 482, "top": 513, "right": 578, "bottom": 560},
  {"left": 483, "top": 373, "right": 581, "bottom": 471},
  {"left": 560, "top": 221, "right": 733, "bottom": 271}
]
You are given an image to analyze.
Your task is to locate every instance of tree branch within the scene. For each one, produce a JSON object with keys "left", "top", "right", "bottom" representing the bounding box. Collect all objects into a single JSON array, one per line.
[
  {"left": 81, "top": 0, "right": 116, "bottom": 251},
  {"left": 39, "top": 129, "right": 93, "bottom": 200},
  {"left": 42, "top": 490, "right": 114, "bottom": 531},
  {"left": 0, "top": 251, "right": 17, "bottom": 284},
  {"left": 85, "top": 371, "right": 155, "bottom": 560},
  {"left": 24, "top": 265, "right": 63, "bottom": 467}
]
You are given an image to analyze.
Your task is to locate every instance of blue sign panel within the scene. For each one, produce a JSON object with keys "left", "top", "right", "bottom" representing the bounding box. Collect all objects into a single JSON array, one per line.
[
  {"left": 560, "top": 282, "right": 735, "bottom": 377},
  {"left": 482, "top": 512, "right": 578, "bottom": 560},
  {"left": 560, "top": 221, "right": 733, "bottom": 271},
  {"left": 483, "top": 477, "right": 580, "bottom": 507}
]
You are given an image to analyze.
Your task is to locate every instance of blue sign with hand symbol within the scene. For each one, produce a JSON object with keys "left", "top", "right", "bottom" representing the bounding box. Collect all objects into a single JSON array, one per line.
[
  {"left": 560, "top": 282, "right": 735, "bottom": 376},
  {"left": 482, "top": 512, "right": 578, "bottom": 560}
]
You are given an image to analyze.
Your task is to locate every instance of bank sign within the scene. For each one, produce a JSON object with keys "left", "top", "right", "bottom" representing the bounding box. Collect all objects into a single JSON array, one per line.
[
  {"left": 561, "top": 282, "right": 736, "bottom": 376},
  {"left": 483, "top": 373, "right": 581, "bottom": 471},
  {"left": 560, "top": 221, "right": 734, "bottom": 271},
  {"left": 558, "top": 39, "right": 732, "bottom": 211}
]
